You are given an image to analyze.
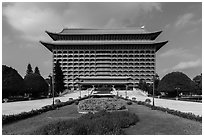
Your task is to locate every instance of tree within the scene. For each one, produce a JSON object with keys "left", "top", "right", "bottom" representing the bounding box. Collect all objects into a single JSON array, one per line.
[
  {"left": 138, "top": 79, "right": 149, "bottom": 92},
  {"left": 26, "top": 63, "right": 33, "bottom": 75},
  {"left": 148, "top": 74, "right": 161, "bottom": 95},
  {"left": 54, "top": 60, "right": 66, "bottom": 95},
  {"left": 2, "top": 65, "right": 24, "bottom": 98},
  {"left": 24, "top": 73, "right": 48, "bottom": 98},
  {"left": 34, "top": 66, "right": 41, "bottom": 75},
  {"left": 193, "top": 73, "right": 202, "bottom": 95},
  {"left": 157, "top": 72, "right": 195, "bottom": 97}
]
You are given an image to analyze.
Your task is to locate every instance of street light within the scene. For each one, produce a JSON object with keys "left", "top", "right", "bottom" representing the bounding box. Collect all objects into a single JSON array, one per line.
[
  {"left": 175, "top": 87, "right": 180, "bottom": 100},
  {"left": 125, "top": 85, "right": 128, "bottom": 98},
  {"left": 152, "top": 75, "right": 155, "bottom": 107},
  {"left": 79, "top": 85, "right": 81, "bottom": 98}
]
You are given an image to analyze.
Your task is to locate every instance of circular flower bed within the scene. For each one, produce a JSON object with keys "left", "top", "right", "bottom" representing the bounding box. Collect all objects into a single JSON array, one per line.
[{"left": 78, "top": 98, "right": 127, "bottom": 113}]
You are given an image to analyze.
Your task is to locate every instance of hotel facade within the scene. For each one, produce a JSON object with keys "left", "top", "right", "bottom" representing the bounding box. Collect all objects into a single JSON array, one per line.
[{"left": 40, "top": 28, "right": 168, "bottom": 90}]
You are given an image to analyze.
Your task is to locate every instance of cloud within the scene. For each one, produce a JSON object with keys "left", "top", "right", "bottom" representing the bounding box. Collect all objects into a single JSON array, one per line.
[
  {"left": 3, "top": 2, "right": 162, "bottom": 42},
  {"left": 158, "top": 48, "right": 196, "bottom": 59},
  {"left": 175, "top": 13, "right": 201, "bottom": 28},
  {"left": 172, "top": 58, "right": 201, "bottom": 70}
]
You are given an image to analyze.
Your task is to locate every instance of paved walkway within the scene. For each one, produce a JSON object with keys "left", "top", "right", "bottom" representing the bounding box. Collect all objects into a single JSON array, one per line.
[
  {"left": 2, "top": 90, "right": 202, "bottom": 116},
  {"left": 2, "top": 90, "right": 88, "bottom": 115},
  {"left": 117, "top": 90, "right": 202, "bottom": 116}
]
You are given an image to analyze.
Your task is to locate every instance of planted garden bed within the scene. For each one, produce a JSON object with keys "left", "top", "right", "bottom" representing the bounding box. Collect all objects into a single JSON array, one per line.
[{"left": 78, "top": 98, "right": 127, "bottom": 113}]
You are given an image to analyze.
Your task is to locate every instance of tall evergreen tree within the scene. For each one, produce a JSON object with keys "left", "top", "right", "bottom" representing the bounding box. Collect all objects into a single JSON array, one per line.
[
  {"left": 34, "top": 66, "right": 41, "bottom": 75},
  {"left": 53, "top": 60, "right": 65, "bottom": 95},
  {"left": 26, "top": 63, "right": 33, "bottom": 75}
]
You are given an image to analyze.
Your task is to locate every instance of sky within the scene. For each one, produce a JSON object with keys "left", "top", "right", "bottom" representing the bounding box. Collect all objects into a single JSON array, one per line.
[{"left": 2, "top": 2, "right": 202, "bottom": 79}]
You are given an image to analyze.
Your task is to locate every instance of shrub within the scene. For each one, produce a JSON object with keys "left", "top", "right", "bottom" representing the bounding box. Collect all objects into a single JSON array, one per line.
[
  {"left": 78, "top": 98, "right": 126, "bottom": 112},
  {"left": 127, "top": 101, "right": 132, "bottom": 105},
  {"left": 55, "top": 99, "right": 61, "bottom": 104},
  {"left": 132, "top": 97, "right": 136, "bottom": 101},
  {"left": 33, "top": 111, "right": 139, "bottom": 135},
  {"left": 75, "top": 101, "right": 79, "bottom": 105},
  {"left": 145, "top": 99, "right": 151, "bottom": 104}
]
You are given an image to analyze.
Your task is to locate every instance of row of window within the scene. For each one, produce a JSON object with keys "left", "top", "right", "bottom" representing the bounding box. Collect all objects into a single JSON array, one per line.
[
  {"left": 56, "top": 60, "right": 155, "bottom": 63},
  {"left": 53, "top": 55, "right": 155, "bottom": 58},
  {"left": 53, "top": 50, "right": 155, "bottom": 54},
  {"left": 55, "top": 34, "right": 155, "bottom": 41},
  {"left": 62, "top": 68, "right": 154, "bottom": 71},
  {"left": 63, "top": 72, "right": 155, "bottom": 74},
  {"left": 64, "top": 78, "right": 154, "bottom": 83},
  {"left": 53, "top": 59, "right": 155, "bottom": 63},
  {"left": 60, "top": 65, "right": 155, "bottom": 68}
]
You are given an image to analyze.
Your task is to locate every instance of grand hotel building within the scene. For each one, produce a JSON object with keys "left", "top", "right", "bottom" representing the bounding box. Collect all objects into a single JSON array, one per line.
[{"left": 40, "top": 28, "right": 168, "bottom": 90}]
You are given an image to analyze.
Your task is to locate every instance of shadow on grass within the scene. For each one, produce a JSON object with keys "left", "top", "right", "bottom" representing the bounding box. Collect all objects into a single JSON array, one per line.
[{"left": 31, "top": 111, "right": 139, "bottom": 135}]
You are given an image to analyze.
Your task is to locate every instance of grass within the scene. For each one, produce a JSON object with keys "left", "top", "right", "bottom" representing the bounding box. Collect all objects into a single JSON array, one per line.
[
  {"left": 125, "top": 103, "right": 202, "bottom": 135},
  {"left": 31, "top": 111, "right": 139, "bottom": 135},
  {"left": 2, "top": 104, "right": 81, "bottom": 135},
  {"left": 3, "top": 100, "right": 202, "bottom": 135}
]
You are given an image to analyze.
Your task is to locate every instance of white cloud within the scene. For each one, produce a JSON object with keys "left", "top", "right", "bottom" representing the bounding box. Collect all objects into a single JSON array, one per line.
[
  {"left": 3, "top": 2, "right": 162, "bottom": 42},
  {"left": 175, "top": 13, "right": 201, "bottom": 28},
  {"left": 158, "top": 48, "right": 196, "bottom": 59},
  {"left": 172, "top": 58, "right": 202, "bottom": 70}
]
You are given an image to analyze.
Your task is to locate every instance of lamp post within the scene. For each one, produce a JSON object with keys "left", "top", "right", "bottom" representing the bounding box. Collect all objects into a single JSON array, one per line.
[
  {"left": 152, "top": 75, "right": 155, "bottom": 107},
  {"left": 52, "top": 55, "right": 55, "bottom": 106},
  {"left": 79, "top": 85, "right": 81, "bottom": 98},
  {"left": 175, "top": 87, "right": 180, "bottom": 100},
  {"left": 125, "top": 85, "right": 128, "bottom": 98}
]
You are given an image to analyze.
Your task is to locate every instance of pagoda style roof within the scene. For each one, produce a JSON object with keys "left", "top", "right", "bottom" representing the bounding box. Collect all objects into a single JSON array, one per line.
[
  {"left": 45, "top": 28, "right": 162, "bottom": 41},
  {"left": 59, "top": 28, "right": 154, "bottom": 34},
  {"left": 40, "top": 40, "right": 168, "bottom": 52}
]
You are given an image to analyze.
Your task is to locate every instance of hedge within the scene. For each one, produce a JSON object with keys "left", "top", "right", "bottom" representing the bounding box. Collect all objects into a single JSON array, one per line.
[
  {"left": 2, "top": 96, "right": 89, "bottom": 125},
  {"left": 120, "top": 96, "right": 202, "bottom": 122}
]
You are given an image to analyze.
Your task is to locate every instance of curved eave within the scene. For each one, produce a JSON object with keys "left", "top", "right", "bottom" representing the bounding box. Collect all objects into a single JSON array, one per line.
[
  {"left": 45, "top": 30, "right": 162, "bottom": 41},
  {"left": 40, "top": 40, "right": 168, "bottom": 52},
  {"left": 39, "top": 41, "right": 53, "bottom": 52},
  {"left": 45, "top": 31, "right": 58, "bottom": 41}
]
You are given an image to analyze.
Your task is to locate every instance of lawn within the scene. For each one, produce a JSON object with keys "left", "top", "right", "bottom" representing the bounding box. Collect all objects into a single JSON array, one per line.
[
  {"left": 2, "top": 101, "right": 202, "bottom": 135},
  {"left": 125, "top": 103, "right": 202, "bottom": 135},
  {"left": 2, "top": 104, "right": 81, "bottom": 135}
]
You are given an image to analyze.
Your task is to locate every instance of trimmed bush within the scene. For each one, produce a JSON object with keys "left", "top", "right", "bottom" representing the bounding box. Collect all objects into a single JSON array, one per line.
[
  {"left": 75, "top": 100, "right": 79, "bottom": 105},
  {"left": 78, "top": 98, "right": 126, "bottom": 112},
  {"left": 145, "top": 99, "right": 151, "bottom": 104},
  {"left": 132, "top": 97, "right": 136, "bottom": 101},
  {"left": 55, "top": 99, "right": 61, "bottom": 104},
  {"left": 127, "top": 101, "right": 132, "bottom": 105}
]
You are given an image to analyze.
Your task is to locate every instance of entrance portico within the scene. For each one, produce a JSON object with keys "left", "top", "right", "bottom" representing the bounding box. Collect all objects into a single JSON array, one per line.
[{"left": 76, "top": 76, "right": 132, "bottom": 90}]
